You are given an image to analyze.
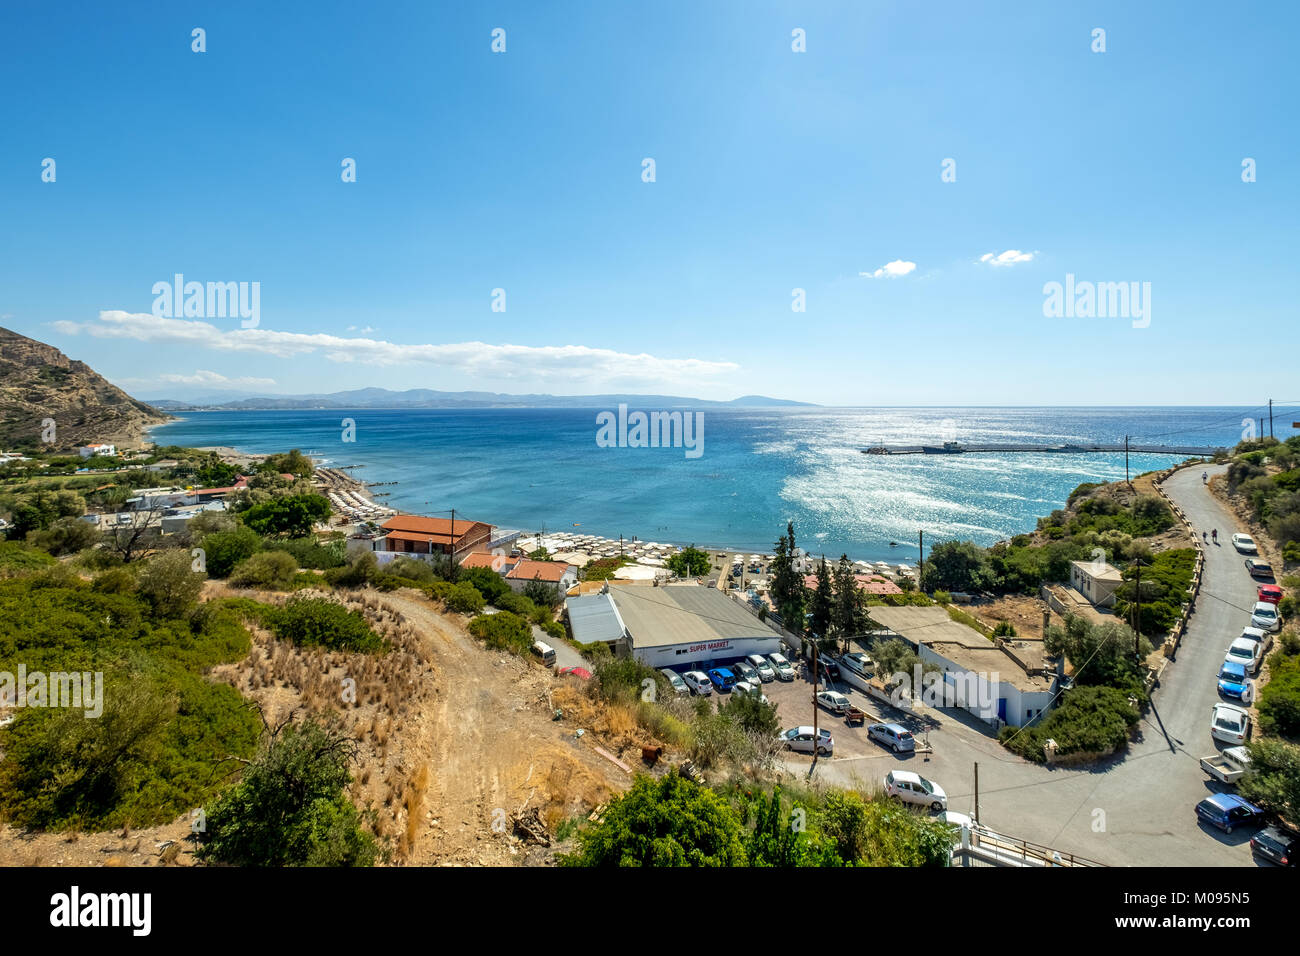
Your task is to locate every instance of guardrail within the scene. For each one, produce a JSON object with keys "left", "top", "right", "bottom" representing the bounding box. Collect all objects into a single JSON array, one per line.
[
  {"left": 1149, "top": 459, "right": 1209, "bottom": 676},
  {"left": 952, "top": 826, "right": 1106, "bottom": 867}
]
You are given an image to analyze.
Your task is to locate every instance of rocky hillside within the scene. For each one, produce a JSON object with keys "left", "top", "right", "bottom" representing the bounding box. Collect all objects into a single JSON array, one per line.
[{"left": 0, "top": 327, "right": 171, "bottom": 449}]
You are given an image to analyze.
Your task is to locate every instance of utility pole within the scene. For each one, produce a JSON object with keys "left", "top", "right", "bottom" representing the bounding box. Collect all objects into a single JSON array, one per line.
[
  {"left": 918, "top": 530, "right": 925, "bottom": 590},
  {"left": 449, "top": 507, "right": 456, "bottom": 581},
  {"left": 1124, "top": 435, "right": 1130, "bottom": 486},
  {"left": 811, "top": 640, "right": 820, "bottom": 759},
  {"left": 973, "top": 762, "right": 980, "bottom": 824},
  {"left": 1269, "top": 399, "right": 1274, "bottom": 439}
]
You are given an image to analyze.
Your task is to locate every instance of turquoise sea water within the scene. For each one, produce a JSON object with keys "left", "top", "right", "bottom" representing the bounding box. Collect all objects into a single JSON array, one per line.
[{"left": 148, "top": 406, "right": 1276, "bottom": 563}]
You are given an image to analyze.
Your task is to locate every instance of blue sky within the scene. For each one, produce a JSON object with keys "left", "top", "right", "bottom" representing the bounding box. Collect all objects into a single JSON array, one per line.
[{"left": 1, "top": 1, "right": 1296, "bottom": 405}]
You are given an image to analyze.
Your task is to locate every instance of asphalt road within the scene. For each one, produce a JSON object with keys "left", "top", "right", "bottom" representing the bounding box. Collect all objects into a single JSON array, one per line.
[{"left": 776, "top": 463, "right": 1269, "bottom": 867}]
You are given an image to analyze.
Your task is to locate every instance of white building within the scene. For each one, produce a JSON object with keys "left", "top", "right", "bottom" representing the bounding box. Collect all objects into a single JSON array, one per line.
[
  {"left": 1069, "top": 560, "right": 1124, "bottom": 608},
  {"left": 78, "top": 443, "right": 116, "bottom": 458}
]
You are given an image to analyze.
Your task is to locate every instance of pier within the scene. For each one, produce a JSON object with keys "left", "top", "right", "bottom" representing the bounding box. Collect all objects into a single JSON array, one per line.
[{"left": 861, "top": 442, "right": 1224, "bottom": 457}]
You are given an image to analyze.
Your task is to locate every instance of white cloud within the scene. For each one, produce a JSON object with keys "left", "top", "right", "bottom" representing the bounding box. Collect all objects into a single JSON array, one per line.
[
  {"left": 158, "top": 370, "right": 277, "bottom": 387},
  {"left": 347, "top": 325, "right": 376, "bottom": 333},
  {"left": 978, "top": 249, "right": 1035, "bottom": 267},
  {"left": 859, "top": 259, "right": 917, "bottom": 279},
  {"left": 55, "top": 311, "right": 740, "bottom": 388}
]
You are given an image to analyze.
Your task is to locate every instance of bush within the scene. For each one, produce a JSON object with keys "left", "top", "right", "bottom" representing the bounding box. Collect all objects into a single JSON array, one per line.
[
  {"left": 263, "top": 536, "right": 347, "bottom": 570},
  {"left": 137, "top": 550, "right": 206, "bottom": 620},
  {"left": 467, "top": 611, "right": 532, "bottom": 654},
  {"left": 324, "top": 552, "right": 378, "bottom": 588},
  {"left": 229, "top": 551, "right": 300, "bottom": 590},
  {"left": 1257, "top": 647, "right": 1300, "bottom": 738},
  {"left": 269, "top": 595, "right": 384, "bottom": 653},
  {"left": 200, "top": 525, "right": 262, "bottom": 578},
  {"left": 1001, "top": 685, "right": 1139, "bottom": 762},
  {"left": 196, "top": 720, "right": 379, "bottom": 867}
]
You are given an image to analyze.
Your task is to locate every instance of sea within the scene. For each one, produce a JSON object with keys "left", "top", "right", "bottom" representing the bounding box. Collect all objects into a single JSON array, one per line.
[{"left": 147, "top": 406, "right": 1277, "bottom": 563}]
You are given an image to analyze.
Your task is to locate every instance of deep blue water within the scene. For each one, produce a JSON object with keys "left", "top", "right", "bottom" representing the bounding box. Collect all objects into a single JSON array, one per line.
[{"left": 148, "top": 406, "right": 1278, "bottom": 562}]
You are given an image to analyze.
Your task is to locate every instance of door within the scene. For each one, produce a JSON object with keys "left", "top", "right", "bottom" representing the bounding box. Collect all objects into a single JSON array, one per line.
[{"left": 997, "top": 698, "right": 1007, "bottom": 722}]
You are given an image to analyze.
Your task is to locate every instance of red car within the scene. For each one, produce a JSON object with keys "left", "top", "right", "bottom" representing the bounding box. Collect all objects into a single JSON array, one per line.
[{"left": 1257, "top": 584, "right": 1283, "bottom": 605}]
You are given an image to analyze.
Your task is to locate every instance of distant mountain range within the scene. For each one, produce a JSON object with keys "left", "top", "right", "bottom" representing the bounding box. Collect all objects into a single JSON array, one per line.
[
  {"left": 143, "top": 388, "right": 814, "bottom": 411},
  {"left": 0, "top": 327, "right": 170, "bottom": 448}
]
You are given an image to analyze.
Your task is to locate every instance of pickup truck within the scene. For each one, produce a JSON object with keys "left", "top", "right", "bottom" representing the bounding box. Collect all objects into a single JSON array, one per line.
[{"left": 1200, "top": 746, "right": 1252, "bottom": 785}]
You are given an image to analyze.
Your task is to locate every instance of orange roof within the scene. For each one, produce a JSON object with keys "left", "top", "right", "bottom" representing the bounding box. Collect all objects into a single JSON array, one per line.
[
  {"left": 382, "top": 514, "right": 489, "bottom": 543},
  {"left": 459, "top": 551, "right": 507, "bottom": 571},
  {"left": 506, "top": 559, "right": 573, "bottom": 583}
]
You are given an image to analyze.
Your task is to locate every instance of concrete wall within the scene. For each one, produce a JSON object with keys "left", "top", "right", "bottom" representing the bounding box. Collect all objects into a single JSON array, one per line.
[{"left": 633, "top": 635, "right": 782, "bottom": 671}]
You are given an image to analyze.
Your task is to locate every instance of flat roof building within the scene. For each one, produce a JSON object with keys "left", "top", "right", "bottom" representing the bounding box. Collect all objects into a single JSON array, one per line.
[{"left": 605, "top": 583, "right": 781, "bottom": 669}]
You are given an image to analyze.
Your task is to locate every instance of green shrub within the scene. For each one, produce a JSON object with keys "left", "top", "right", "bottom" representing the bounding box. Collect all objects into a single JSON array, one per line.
[
  {"left": 200, "top": 525, "right": 262, "bottom": 578},
  {"left": 229, "top": 550, "right": 300, "bottom": 590},
  {"left": 467, "top": 610, "right": 532, "bottom": 654},
  {"left": 1000, "top": 685, "right": 1139, "bottom": 762},
  {"left": 268, "top": 595, "right": 384, "bottom": 653}
]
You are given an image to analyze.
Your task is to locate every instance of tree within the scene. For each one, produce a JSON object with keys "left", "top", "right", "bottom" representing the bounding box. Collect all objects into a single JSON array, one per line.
[
  {"left": 9, "top": 489, "right": 86, "bottom": 537},
  {"left": 270, "top": 595, "right": 383, "bottom": 652},
  {"left": 197, "top": 719, "right": 379, "bottom": 867},
  {"left": 808, "top": 559, "right": 833, "bottom": 639},
  {"left": 242, "top": 494, "right": 331, "bottom": 538},
  {"left": 667, "top": 545, "right": 711, "bottom": 578},
  {"left": 103, "top": 501, "right": 167, "bottom": 563},
  {"left": 769, "top": 522, "right": 807, "bottom": 632},
  {"left": 561, "top": 771, "right": 746, "bottom": 866},
  {"left": 467, "top": 609, "right": 531, "bottom": 653},
  {"left": 199, "top": 525, "right": 262, "bottom": 577},
  {"left": 137, "top": 550, "right": 205, "bottom": 619},
  {"left": 523, "top": 577, "right": 561, "bottom": 608},
  {"left": 919, "top": 540, "right": 998, "bottom": 594},
  {"left": 1238, "top": 739, "right": 1300, "bottom": 828},
  {"left": 1043, "top": 614, "right": 1150, "bottom": 693},
  {"left": 26, "top": 516, "right": 100, "bottom": 556},
  {"left": 721, "top": 691, "right": 780, "bottom": 738},
  {"left": 831, "top": 554, "right": 871, "bottom": 647}
]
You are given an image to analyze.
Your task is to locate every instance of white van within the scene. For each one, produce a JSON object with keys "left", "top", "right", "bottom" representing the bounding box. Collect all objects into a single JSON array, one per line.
[{"left": 531, "top": 641, "right": 556, "bottom": 666}]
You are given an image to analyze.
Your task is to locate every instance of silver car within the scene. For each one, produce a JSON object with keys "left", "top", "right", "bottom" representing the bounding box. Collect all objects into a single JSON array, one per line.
[
  {"left": 659, "top": 669, "right": 690, "bottom": 697},
  {"left": 767, "top": 652, "right": 796, "bottom": 681},
  {"left": 782, "top": 726, "right": 833, "bottom": 756},
  {"left": 746, "top": 654, "right": 777, "bottom": 682},
  {"left": 731, "top": 660, "right": 762, "bottom": 686}
]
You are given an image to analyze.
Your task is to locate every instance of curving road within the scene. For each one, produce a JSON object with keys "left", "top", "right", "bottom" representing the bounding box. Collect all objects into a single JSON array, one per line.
[{"left": 797, "top": 463, "right": 1266, "bottom": 866}]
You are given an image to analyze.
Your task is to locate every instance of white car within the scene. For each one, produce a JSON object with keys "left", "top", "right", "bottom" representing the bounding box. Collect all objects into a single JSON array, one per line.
[
  {"left": 1250, "top": 601, "right": 1281, "bottom": 633},
  {"left": 816, "top": 690, "right": 852, "bottom": 714},
  {"left": 659, "top": 669, "right": 690, "bottom": 697},
  {"left": 1210, "top": 702, "right": 1251, "bottom": 745},
  {"left": 682, "top": 670, "right": 712, "bottom": 696},
  {"left": 885, "top": 770, "right": 948, "bottom": 811},
  {"left": 731, "top": 660, "right": 762, "bottom": 686},
  {"left": 1225, "top": 637, "right": 1265, "bottom": 675},
  {"left": 746, "top": 653, "right": 777, "bottom": 682},
  {"left": 732, "top": 680, "right": 769, "bottom": 703},
  {"left": 1240, "top": 626, "right": 1273, "bottom": 655},
  {"left": 767, "top": 652, "right": 796, "bottom": 682},
  {"left": 1231, "top": 533, "right": 1258, "bottom": 554},
  {"left": 782, "top": 726, "right": 834, "bottom": 756}
]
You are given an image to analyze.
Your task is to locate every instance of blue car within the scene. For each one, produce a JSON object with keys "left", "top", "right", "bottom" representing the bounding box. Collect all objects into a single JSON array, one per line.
[
  {"left": 1217, "top": 660, "right": 1253, "bottom": 700},
  {"left": 1195, "top": 793, "right": 1264, "bottom": 833},
  {"left": 707, "top": 667, "right": 736, "bottom": 692}
]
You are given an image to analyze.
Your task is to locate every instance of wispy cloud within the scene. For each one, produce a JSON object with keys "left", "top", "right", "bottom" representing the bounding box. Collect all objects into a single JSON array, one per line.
[
  {"left": 978, "top": 249, "right": 1036, "bottom": 267},
  {"left": 55, "top": 311, "right": 740, "bottom": 387},
  {"left": 346, "top": 325, "right": 376, "bottom": 334},
  {"left": 859, "top": 259, "right": 916, "bottom": 279}
]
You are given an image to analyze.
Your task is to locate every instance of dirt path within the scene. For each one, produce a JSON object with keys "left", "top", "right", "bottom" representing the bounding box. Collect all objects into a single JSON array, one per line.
[{"left": 370, "top": 592, "right": 626, "bottom": 865}]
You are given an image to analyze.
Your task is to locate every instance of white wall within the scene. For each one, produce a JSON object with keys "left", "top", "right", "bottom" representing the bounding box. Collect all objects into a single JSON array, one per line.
[{"left": 633, "top": 635, "right": 781, "bottom": 671}]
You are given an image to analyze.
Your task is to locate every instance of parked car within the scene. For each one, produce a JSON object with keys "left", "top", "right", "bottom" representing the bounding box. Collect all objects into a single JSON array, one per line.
[
  {"left": 1195, "top": 793, "right": 1263, "bottom": 833},
  {"left": 1211, "top": 702, "right": 1251, "bottom": 745},
  {"left": 731, "top": 660, "right": 762, "bottom": 686},
  {"left": 659, "top": 668, "right": 690, "bottom": 697},
  {"left": 782, "top": 725, "right": 834, "bottom": 756},
  {"left": 1217, "top": 660, "right": 1255, "bottom": 702},
  {"left": 707, "top": 667, "right": 737, "bottom": 692},
  {"left": 1231, "top": 533, "right": 1258, "bottom": 554},
  {"left": 1199, "top": 745, "right": 1252, "bottom": 785},
  {"left": 746, "top": 654, "right": 776, "bottom": 682},
  {"left": 815, "top": 657, "right": 840, "bottom": 681},
  {"left": 1240, "top": 626, "right": 1273, "bottom": 654},
  {"left": 1224, "top": 637, "right": 1265, "bottom": 675},
  {"left": 1250, "top": 601, "right": 1281, "bottom": 633},
  {"left": 767, "top": 652, "right": 796, "bottom": 681},
  {"left": 1245, "top": 558, "right": 1274, "bottom": 579},
  {"left": 816, "top": 690, "right": 852, "bottom": 714},
  {"left": 732, "top": 680, "right": 769, "bottom": 703},
  {"left": 884, "top": 770, "right": 948, "bottom": 811},
  {"left": 682, "top": 670, "right": 712, "bottom": 696},
  {"left": 1250, "top": 825, "right": 1299, "bottom": 866},
  {"left": 1257, "top": 583, "right": 1283, "bottom": 604},
  {"left": 867, "top": 722, "right": 916, "bottom": 753}
]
